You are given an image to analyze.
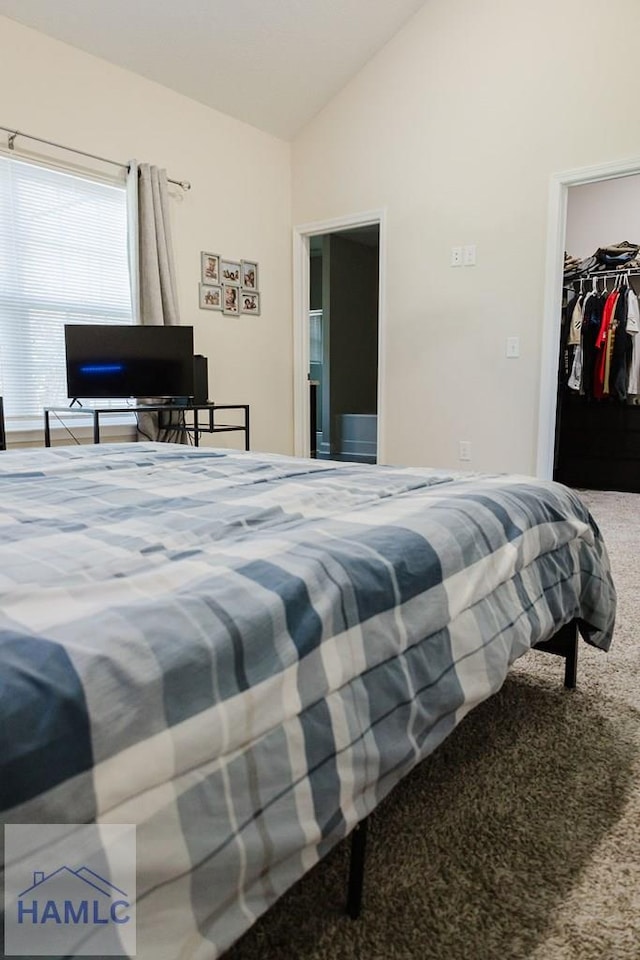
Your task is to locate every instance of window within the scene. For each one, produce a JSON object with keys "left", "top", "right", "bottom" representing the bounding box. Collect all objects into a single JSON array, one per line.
[
  {"left": 309, "top": 309, "right": 323, "bottom": 364},
  {"left": 0, "top": 156, "right": 133, "bottom": 423}
]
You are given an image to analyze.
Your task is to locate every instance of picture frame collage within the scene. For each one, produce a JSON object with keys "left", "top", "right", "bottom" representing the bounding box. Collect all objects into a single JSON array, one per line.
[{"left": 199, "top": 252, "right": 261, "bottom": 316}]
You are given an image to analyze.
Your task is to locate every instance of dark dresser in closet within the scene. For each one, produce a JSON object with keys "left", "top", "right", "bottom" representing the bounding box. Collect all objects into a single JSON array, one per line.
[{"left": 554, "top": 393, "right": 640, "bottom": 492}]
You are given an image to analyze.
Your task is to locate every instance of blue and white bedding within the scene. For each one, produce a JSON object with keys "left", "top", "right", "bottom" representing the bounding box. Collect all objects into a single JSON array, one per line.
[{"left": 0, "top": 443, "right": 616, "bottom": 958}]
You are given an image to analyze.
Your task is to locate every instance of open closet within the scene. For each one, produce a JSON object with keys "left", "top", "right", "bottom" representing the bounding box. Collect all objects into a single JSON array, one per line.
[{"left": 554, "top": 176, "right": 640, "bottom": 492}]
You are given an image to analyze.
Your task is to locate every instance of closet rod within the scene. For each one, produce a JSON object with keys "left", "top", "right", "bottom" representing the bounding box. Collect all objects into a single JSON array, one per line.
[
  {"left": 0, "top": 125, "right": 191, "bottom": 191},
  {"left": 566, "top": 269, "right": 640, "bottom": 282}
]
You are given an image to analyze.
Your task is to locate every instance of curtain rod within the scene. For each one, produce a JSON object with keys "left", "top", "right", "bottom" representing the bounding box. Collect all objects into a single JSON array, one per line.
[{"left": 0, "top": 125, "right": 191, "bottom": 191}]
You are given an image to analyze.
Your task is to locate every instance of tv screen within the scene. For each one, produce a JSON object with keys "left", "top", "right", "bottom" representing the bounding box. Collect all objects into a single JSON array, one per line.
[{"left": 65, "top": 324, "right": 195, "bottom": 400}]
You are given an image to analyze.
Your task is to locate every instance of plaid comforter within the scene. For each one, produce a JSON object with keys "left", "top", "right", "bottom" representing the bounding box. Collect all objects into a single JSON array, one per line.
[{"left": 0, "top": 443, "right": 616, "bottom": 958}]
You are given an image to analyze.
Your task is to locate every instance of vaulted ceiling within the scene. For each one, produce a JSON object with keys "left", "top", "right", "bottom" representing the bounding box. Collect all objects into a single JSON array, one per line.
[{"left": 0, "top": 0, "right": 427, "bottom": 140}]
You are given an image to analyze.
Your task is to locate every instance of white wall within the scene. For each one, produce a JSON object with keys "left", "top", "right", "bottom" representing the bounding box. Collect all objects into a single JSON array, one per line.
[
  {"left": 0, "top": 16, "right": 293, "bottom": 454},
  {"left": 292, "top": 0, "right": 640, "bottom": 474},
  {"left": 566, "top": 176, "right": 640, "bottom": 260}
]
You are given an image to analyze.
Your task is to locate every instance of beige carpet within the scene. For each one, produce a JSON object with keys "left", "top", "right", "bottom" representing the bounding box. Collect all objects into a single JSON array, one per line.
[{"left": 226, "top": 489, "right": 640, "bottom": 960}]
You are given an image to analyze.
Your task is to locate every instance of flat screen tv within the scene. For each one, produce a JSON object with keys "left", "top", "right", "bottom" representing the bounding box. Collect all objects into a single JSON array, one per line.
[{"left": 65, "top": 324, "right": 195, "bottom": 400}]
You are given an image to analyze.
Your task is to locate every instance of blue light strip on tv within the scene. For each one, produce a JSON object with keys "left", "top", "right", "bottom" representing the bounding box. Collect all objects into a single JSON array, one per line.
[{"left": 80, "top": 364, "right": 124, "bottom": 375}]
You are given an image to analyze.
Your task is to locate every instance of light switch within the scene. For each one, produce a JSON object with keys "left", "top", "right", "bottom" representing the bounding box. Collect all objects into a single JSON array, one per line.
[
  {"left": 459, "top": 440, "right": 472, "bottom": 461},
  {"left": 463, "top": 244, "right": 476, "bottom": 266},
  {"left": 451, "top": 246, "right": 463, "bottom": 267},
  {"left": 506, "top": 337, "right": 520, "bottom": 358}
]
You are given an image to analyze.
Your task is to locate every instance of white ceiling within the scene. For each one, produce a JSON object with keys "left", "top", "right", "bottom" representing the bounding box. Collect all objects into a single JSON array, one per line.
[{"left": 0, "top": 0, "right": 427, "bottom": 140}]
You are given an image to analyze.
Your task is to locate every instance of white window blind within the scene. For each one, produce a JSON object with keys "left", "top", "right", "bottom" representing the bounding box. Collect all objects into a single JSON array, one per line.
[
  {"left": 309, "top": 310, "right": 323, "bottom": 364},
  {"left": 0, "top": 155, "right": 133, "bottom": 422}
]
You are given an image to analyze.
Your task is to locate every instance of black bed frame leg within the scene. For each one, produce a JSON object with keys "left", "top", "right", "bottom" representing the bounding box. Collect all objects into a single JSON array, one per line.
[
  {"left": 346, "top": 817, "right": 369, "bottom": 920},
  {"left": 533, "top": 619, "right": 579, "bottom": 689},
  {"left": 563, "top": 629, "right": 579, "bottom": 689}
]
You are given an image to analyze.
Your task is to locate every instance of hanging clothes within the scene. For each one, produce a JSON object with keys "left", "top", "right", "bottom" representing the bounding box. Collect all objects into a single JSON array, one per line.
[
  {"left": 580, "top": 291, "right": 606, "bottom": 400},
  {"left": 567, "top": 294, "right": 584, "bottom": 346},
  {"left": 560, "top": 287, "right": 582, "bottom": 387},
  {"left": 563, "top": 274, "right": 640, "bottom": 401},
  {"left": 567, "top": 341, "right": 583, "bottom": 391},
  {"left": 608, "top": 286, "right": 629, "bottom": 400},
  {"left": 556, "top": 264, "right": 640, "bottom": 495},
  {"left": 567, "top": 287, "right": 591, "bottom": 392},
  {"left": 627, "top": 288, "right": 640, "bottom": 334},
  {"left": 594, "top": 287, "right": 619, "bottom": 399},
  {"left": 627, "top": 287, "right": 640, "bottom": 399}
]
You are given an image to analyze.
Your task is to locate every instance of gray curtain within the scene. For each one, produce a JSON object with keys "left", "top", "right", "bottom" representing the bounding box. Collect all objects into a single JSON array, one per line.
[
  {"left": 127, "top": 162, "right": 184, "bottom": 441},
  {"left": 137, "top": 163, "right": 180, "bottom": 327}
]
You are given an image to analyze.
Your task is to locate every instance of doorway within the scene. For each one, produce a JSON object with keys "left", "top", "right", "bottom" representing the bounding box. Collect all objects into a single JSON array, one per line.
[
  {"left": 309, "top": 225, "right": 379, "bottom": 462},
  {"left": 554, "top": 176, "right": 640, "bottom": 492},
  {"left": 537, "top": 156, "right": 640, "bottom": 481},
  {"left": 293, "top": 210, "right": 386, "bottom": 462}
]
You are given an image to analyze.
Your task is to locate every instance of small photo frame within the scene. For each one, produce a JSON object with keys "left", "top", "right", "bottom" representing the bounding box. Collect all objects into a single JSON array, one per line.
[
  {"left": 201, "top": 252, "right": 220, "bottom": 285},
  {"left": 241, "top": 290, "right": 261, "bottom": 316},
  {"left": 222, "top": 283, "right": 240, "bottom": 316},
  {"left": 199, "top": 283, "right": 222, "bottom": 310},
  {"left": 241, "top": 260, "right": 259, "bottom": 292},
  {"left": 220, "top": 259, "right": 241, "bottom": 286}
]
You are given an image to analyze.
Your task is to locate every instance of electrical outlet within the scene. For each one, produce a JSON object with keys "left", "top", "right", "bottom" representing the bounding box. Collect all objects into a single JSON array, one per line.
[
  {"left": 450, "top": 246, "right": 463, "bottom": 267},
  {"left": 459, "top": 440, "right": 472, "bottom": 461}
]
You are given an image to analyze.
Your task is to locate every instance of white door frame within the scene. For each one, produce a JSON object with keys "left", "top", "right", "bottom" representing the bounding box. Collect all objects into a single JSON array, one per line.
[
  {"left": 536, "top": 155, "right": 640, "bottom": 479},
  {"left": 292, "top": 209, "right": 387, "bottom": 460}
]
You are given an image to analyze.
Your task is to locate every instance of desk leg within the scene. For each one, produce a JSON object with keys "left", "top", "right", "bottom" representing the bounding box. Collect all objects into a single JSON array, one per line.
[
  {"left": 44, "top": 410, "right": 51, "bottom": 448},
  {"left": 194, "top": 409, "right": 200, "bottom": 447},
  {"left": 93, "top": 412, "right": 100, "bottom": 444},
  {"left": 245, "top": 405, "right": 250, "bottom": 451}
]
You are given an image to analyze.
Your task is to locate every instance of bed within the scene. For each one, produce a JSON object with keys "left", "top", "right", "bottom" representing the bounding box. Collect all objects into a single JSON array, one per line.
[{"left": 0, "top": 442, "right": 616, "bottom": 959}]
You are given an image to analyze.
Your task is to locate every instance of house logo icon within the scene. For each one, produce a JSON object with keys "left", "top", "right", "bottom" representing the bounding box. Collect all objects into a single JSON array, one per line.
[
  {"left": 4, "top": 822, "right": 136, "bottom": 957},
  {"left": 18, "top": 865, "right": 131, "bottom": 926}
]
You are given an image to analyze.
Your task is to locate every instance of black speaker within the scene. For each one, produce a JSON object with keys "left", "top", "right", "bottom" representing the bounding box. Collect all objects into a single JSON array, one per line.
[{"left": 193, "top": 355, "right": 209, "bottom": 404}]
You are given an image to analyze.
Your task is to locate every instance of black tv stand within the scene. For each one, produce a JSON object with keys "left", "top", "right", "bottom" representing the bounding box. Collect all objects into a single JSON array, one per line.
[
  {"left": 69, "top": 398, "right": 83, "bottom": 408},
  {"left": 43, "top": 402, "right": 250, "bottom": 450}
]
